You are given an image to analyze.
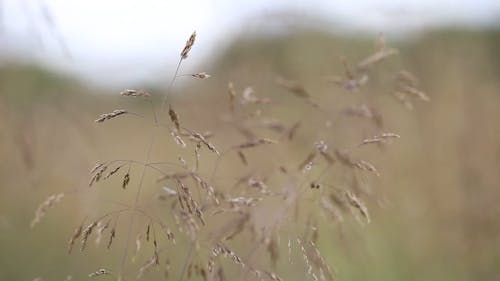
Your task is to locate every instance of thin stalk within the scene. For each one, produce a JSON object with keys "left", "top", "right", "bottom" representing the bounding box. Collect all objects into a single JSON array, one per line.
[
  {"left": 161, "top": 59, "right": 183, "bottom": 112},
  {"left": 119, "top": 55, "right": 185, "bottom": 280},
  {"left": 178, "top": 240, "right": 196, "bottom": 281},
  {"left": 118, "top": 128, "right": 157, "bottom": 280}
]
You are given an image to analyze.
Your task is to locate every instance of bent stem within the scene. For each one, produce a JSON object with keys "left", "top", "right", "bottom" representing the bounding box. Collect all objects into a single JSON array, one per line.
[
  {"left": 118, "top": 128, "right": 157, "bottom": 280},
  {"left": 178, "top": 239, "right": 196, "bottom": 281},
  {"left": 161, "top": 59, "right": 183, "bottom": 112},
  {"left": 118, "top": 57, "right": 185, "bottom": 280}
]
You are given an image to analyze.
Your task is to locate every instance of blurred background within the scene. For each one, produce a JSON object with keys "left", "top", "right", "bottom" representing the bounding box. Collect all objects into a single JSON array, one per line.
[{"left": 1, "top": 0, "right": 500, "bottom": 280}]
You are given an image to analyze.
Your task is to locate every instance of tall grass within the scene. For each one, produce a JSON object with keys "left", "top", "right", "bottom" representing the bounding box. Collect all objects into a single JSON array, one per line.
[
  {"left": 7, "top": 26, "right": 500, "bottom": 281},
  {"left": 25, "top": 31, "right": 430, "bottom": 281}
]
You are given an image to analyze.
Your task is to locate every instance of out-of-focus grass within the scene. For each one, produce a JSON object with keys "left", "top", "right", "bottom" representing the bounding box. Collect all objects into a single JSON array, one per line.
[{"left": 1, "top": 29, "right": 499, "bottom": 280}]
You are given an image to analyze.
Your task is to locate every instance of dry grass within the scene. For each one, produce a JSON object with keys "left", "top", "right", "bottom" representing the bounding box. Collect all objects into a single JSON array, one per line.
[
  {"left": 5, "top": 28, "right": 499, "bottom": 281},
  {"left": 26, "top": 32, "right": 415, "bottom": 281}
]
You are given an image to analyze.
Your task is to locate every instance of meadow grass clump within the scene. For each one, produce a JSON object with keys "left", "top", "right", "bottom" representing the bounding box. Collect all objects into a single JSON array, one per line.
[{"left": 30, "top": 31, "right": 427, "bottom": 281}]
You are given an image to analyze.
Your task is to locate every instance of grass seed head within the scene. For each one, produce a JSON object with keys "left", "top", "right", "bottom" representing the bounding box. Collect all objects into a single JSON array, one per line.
[
  {"left": 181, "top": 31, "right": 196, "bottom": 59},
  {"left": 94, "top": 109, "right": 128, "bottom": 123}
]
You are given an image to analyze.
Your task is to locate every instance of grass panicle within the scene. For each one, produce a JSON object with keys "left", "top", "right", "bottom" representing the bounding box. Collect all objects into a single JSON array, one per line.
[{"left": 35, "top": 31, "right": 428, "bottom": 281}]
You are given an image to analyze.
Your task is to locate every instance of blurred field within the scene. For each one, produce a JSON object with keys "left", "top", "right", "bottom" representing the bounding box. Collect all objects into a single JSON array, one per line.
[{"left": 1, "top": 29, "right": 500, "bottom": 281}]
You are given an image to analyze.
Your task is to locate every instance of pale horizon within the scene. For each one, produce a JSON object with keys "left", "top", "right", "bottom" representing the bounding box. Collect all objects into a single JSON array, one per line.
[{"left": 1, "top": 0, "right": 499, "bottom": 87}]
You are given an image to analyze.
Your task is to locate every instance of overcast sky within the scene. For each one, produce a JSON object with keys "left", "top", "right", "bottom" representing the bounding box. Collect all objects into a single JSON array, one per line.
[{"left": 1, "top": 0, "right": 499, "bottom": 87}]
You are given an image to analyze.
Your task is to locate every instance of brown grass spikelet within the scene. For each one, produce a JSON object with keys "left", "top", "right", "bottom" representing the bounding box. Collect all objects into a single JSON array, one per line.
[
  {"left": 241, "top": 87, "right": 271, "bottom": 104},
  {"left": 329, "top": 58, "right": 369, "bottom": 92},
  {"left": 276, "top": 76, "right": 320, "bottom": 108},
  {"left": 381, "top": 132, "right": 400, "bottom": 139},
  {"left": 265, "top": 271, "right": 283, "bottom": 281},
  {"left": 393, "top": 70, "right": 429, "bottom": 108},
  {"left": 345, "top": 190, "right": 370, "bottom": 224},
  {"left": 31, "top": 193, "right": 64, "bottom": 228},
  {"left": 160, "top": 223, "right": 175, "bottom": 242},
  {"left": 67, "top": 223, "right": 83, "bottom": 254},
  {"left": 190, "top": 130, "right": 220, "bottom": 155},
  {"left": 107, "top": 228, "right": 115, "bottom": 250},
  {"left": 358, "top": 132, "right": 400, "bottom": 147},
  {"left": 161, "top": 186, "right": 178, "bottom": 197},
  {"left": 122, "top": 172, "right": 130, "bottom": 189},
  {"left": 309, "top": 241, "right": 336, "bottom": 281},
  {"left": 298, "top": 151, "right": 317, "bottom": 171},
  {"left": 343, "top": 104, "right": 383, "bottom": 128},
  {"left": 190, "top": 173, "right": 217, "bottom": 203},
  {"left": 94, "top": 109, "right": 128, "bottom": 123},
  {"left": 207, "top": 256, "right": 215, "bottom": 273},
  {"left": 90, "top": 163, "right": 104, "bottom": 174},
  {"left": 180, "top": 130, "right": 213, "bottom": 142},
  {"left": 297, "top": 238, "right": 318, "bottom": 281},
  {"left": 135, "top": 233, "right": 142, "bottom": 255},
  {"left": 246, "top": 177, "right": 272, "bottom": 195},
  {"left": 357, "top": 33, "right": 399, "bottom": 70},
  {"left": 355, "top": 160, "right": 380, "bottom": 176},
  {"left": 397, "top": 70, "right": 419, "bottom": 86},
  {"left": 237, "top": 150, "right": 248, "bottom": 165},
  {"left": 103, "top": 165, "right": 122, "bottom": 180},
  {"left": 181, "top": 31, "right": 196, "bottom": 59},
  {"left": 336, "top": 149, "right": 379, "bottom": 176},
  {"left": 275, "top": 77, "right": 310, "bottom": 98},
  {"left": 81, "top": 221, "right": 97, "bottom": 252},
  {"left": 88, "top": 268, "right": 112, "bottom": 278},
  {"left": 399, "top": 84, "right": 430, "bottom": 102},
  {"left": 357, "top": 47, "right": 398, "bottom": 70},
  {"left": 233, "top": 138, "right": 278, "bottom": 149},
  {"left": 297, "top": 238, "right": 335, "bottom": 281},
  {"left": 171, "top": 130, "right": 187, "bottom": 147},
  {"left": 157, "top": 172, "right": 190, "bottom": 182},
  {"left": 334, "top": 149, "right": 378, "bottom": 176},
  {"left": 227, "top": 196, "right": 262, "bottom": 207},
  {"left": 94, "top": 220, "right": 110, "bottom": 245},
  {"left": 137, "top": 252, "right": 160, "bottom": 279},
  {"left": 194, "top": 142, "right": 201, "bottom": 170},
  {"left": 89, "top": 163, "right": 108, "bottom": 187},
  {"left": 169, "top": 105, "right": 181, "bottom": 131},
  {"left": 120, "top": 89, "right": 151, "bottom": 98},
  {"left": 315, "top": 141, "right": 335, "bottom": 165},
  {"left": 191, "top": 72, "right": 211, "bottom": 79},
  {"left": 261, "top": 119, "right": 286, "bottom": 133},
  {"left": 287, "top": 121, "right": 301, "bottom": 141},
  {"left": 146, "top": 224, "right": 150, "bottom": 242},
  {"left": 213, "top": 244, "right": 244, "bottom": 267}
]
